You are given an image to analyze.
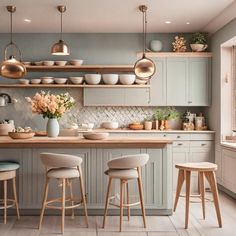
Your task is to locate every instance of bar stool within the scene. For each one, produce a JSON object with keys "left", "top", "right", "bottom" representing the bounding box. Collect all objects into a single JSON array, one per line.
[
  {"left": 38, "top": 153, "right": 88, "bottom": 234},
  {"left": 0, "top": 161, "right": 20, "bottom": 224},
  {"left": 102, "top": 154, "right": 149, "bottom": 232},
  {"left": 173, "top": 162, "right": 222, "bottom": 229}
]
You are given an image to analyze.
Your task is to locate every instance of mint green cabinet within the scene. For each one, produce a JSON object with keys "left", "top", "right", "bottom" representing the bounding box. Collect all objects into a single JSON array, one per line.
[{"left": 166, "top": 57, "right": 211, "bottom": 106}]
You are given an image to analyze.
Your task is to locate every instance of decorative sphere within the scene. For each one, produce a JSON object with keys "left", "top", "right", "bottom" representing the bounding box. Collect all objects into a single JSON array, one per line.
[{"left": 150, "top": 40, "right": 163, "bottom": 52}]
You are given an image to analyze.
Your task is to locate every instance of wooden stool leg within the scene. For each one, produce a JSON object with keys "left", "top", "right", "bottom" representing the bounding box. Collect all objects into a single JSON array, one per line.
[
  {"left": 4, "top": 180, "right": 7, "bottom": 224},
  {"left": 78, "top": 166, "right": 89, "bottom": 228},
  {"left": 61, "top": 178, "right": 66, "bottom": 234},
  {"left": 12, "top": 177, "right": 20, "bottom": 220},
  {"left": 102, "top": 177, "right": 112, "bottom": 228},
  {"left": 69, "top": 180, "right": 75, "bottom": 219},
  {"left": 173, "top": 169, "right": 185, "bottom": 211},
  {"left": 199, "top": 171, "right": 205, "bottom": 219},
  {"left": 185, "top": 170, "right": 191, "bottom": 229},
  {"left": 39, "top": 177, "right": 49, "bottom": 229},
  {"left": 126, "top": 182, "right": 130, "bottom": 221},
  {"left": 120, "top": 179, "right": 125, "bottom": 232},
  {"left": 205, "top": 171, "right": 222, "bottom": 228},
  {"left": 137, "top": 167, "right": 147, "bottom": 228}
]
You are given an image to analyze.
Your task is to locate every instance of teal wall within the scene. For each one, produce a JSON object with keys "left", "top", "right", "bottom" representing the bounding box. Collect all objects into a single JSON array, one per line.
[{"left": 207, "top": 18, "right": 236, "bottom": 143}]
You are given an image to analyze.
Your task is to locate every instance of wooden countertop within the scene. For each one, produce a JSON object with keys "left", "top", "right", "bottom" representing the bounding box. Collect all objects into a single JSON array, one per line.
[{"left": 0, "top": 136, "right": 172, "bottom": 148}]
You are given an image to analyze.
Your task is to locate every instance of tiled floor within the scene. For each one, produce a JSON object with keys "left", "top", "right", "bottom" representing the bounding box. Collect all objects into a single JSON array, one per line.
[{"left": 0, "top": 191, "right": 236, "bottom": 236}]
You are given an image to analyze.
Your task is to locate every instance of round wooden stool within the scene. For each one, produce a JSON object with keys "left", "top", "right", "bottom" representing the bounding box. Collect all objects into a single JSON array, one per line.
[
  {"left": 39, "top": 153, "right": 89, "bottom": 234},
  {"left": 173, "top": 162, "right": 222, "bottom": 229},
  {"left": 0, "top": 162, "right": 20, "bottom": 224},
  {"left": 102, "top": 154, "right": 149, "bottom": 232}
]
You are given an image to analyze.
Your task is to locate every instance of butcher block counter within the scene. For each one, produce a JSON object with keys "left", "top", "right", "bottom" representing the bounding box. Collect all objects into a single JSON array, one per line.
[{"left": 0, "top": 136, "right": 173, "bottom": 215}]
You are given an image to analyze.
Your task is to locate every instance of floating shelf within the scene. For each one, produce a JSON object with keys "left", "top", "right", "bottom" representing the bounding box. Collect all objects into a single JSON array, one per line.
[
  {"left": 25, "top": 65, "right": 134, "bottom": 72},
  {"left": 137, "top": 52, "right": 212, "bottom": 58},
  {"left": 0, "top": 84, "right": 150, "bottom": 88}
]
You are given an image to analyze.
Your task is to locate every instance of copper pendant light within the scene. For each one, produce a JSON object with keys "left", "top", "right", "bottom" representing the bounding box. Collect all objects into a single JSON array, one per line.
[
  {"left": 0, "top": 6, "right": 26, "bottom": 79},
  {"left": 51, "top": 5, "right": 70, "bottom": 55},
  {"left": 134, "top": 5, "right": 156, "bottom": 80}
]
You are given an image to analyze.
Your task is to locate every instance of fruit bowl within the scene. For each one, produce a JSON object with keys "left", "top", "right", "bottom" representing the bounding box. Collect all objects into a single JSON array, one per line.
[{"left": 8, "top": 132, "right": 35, "bottom": 139}]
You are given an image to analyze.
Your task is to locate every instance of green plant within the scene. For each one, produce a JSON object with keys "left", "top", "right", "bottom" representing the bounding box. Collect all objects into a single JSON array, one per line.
[
  {"left": 165, "top": 107, "right": 180, "bottom": 120},
  {"left": 190, "top": 32, "right": 208, "bottom": 44},
  {"left": 144, "top": 116, "right": 153, "bottom": 122},
  {"left": 153, "top": 108, "right": 168, "bottom": 120}
]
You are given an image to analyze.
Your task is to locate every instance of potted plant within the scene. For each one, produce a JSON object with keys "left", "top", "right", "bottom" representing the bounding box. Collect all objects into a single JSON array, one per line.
[
  {"left": 190, "top": 32, "right": 208, "bottom": 52},
  {"left": 153, "top": 108, "right": 168, "bottom": 130},
  {"left": 144, "top": 116, "right": 153, "bottom": 130},
  {"left": 165, "top": 107, "right": 181, "bottom": 130}
]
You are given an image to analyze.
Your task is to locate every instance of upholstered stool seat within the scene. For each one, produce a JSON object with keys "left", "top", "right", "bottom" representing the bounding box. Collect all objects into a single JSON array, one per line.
[
  {"left": 174, "top": 162, "right": 222, "bottom": 229},
  {"left": 47, "top": 167, "right": 80, "bottom": 179},
  {"left": 105, "top": 169, "right": 138, "bottom": 179},
  {"left": 0, "top": 161, "right": 20, "bottom": 224},
  {"left": 103, "top": 154, "right": 149, "bottom": 232},
  {"left": 39, "top": 153, "right": 88, "bottom": 234}
]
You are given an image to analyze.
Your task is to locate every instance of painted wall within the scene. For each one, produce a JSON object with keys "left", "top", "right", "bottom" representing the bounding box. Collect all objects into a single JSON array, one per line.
[
  {"left": 0, "top": 33, "right": 196, "bottom": 130},
  {"left": 207, "top": 18, "right": 236, "bottom": 144}
]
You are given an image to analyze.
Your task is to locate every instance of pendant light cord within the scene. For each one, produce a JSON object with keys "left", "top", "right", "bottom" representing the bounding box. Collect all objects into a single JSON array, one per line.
[
  {"left": 10, "top": 11, "right": 13, "bottom": 44},
  {"left": 60, "top": 11, "right": 63, "bottom": 41},
  {"left": 142, "top": 8, "right": 147, "bottom": 57}
]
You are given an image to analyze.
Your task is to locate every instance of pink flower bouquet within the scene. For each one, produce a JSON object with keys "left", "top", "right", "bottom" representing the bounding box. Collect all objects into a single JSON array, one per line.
[{"left": 26, "top": 91, "right": 75, "bottom": 119}]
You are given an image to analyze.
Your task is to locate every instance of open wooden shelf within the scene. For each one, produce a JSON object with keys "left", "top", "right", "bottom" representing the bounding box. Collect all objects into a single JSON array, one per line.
[
  {"left": 137, "top": 52, "right": 212, "bottom": 58},
  {"left": 0, "top": 84, "right": 150, "bottom": 88},
  {"left": 26, "top": 65, "right": 134, "bottom": 72}
]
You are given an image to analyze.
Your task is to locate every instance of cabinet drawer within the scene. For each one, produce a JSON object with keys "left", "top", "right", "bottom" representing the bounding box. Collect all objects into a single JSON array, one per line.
[
  {"left": 190, "top": 141, "right": 212, "bottom": 148},
  {"left": 173, "top": 141, "right": 190, "bottom": 148},
  {"left": 190, "top": 133, "right": 214, "bottom": 140},
  {"left": 160, "top": 133, "right": 190, "bottom": 140}
]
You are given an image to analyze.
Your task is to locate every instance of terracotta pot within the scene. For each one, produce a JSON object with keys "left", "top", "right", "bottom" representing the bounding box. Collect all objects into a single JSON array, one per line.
[
  {"left": 155, "top": 120, "right": 159, "bottom": 130},
  {"left": 144, "top": 121, "right": 152, "bottom": 130},
  {"left": 159, "top": 120, "right": 165, "bottom": 131},
  {"left": 164, "top": 120, "right": 169, "bottom": 130}
]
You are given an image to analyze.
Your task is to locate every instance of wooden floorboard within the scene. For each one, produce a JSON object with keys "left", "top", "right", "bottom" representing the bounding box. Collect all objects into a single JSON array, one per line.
[{"left": 0, "top": 192, "right": 235, "bottom": 236}]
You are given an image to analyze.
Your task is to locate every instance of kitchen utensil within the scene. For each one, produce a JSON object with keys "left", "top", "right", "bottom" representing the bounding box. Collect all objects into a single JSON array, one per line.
[
  {"left": 41, "top": 77, "right": 54, "bottom": 84},
  {"left": 119, "top": 74, "right": 135, "bottom": 85},
  {"left": 55, "top": 61, "right": 67, "bottom": 66},
  {"left": 102, "top": 74, "right": 119, "bottom": 85},
  {"left": 35, "top": 61, "right": 43, "bottom": 66},
  {"left": 70, "top": 59, "right": 83, "bottom": 66},
  {"left": 101, "top": 121, "right": 119, "bottom": 129},
  {"left": 54, "top": 78, "right": 67, "bottom": 84},
  {"left": 30, "top": 79, "right": 41, "bottom": 84},
  {"left": 83, "top": 132, "right": 109, "bottom": 140},
  {"left": 85, "top": 74, "right": 101, "bottom": 85},
  {"left": 69, "top": 77, "right": 84, "bottom": 84},
  {"left": 8, "top": 132, "right": 35, "bottom": 139},
  {"left": 19, "top": 79, "right": 29, "bottom": 84},
  {"left": 43, "top": 61, "right": 54, "bottom": 66}
]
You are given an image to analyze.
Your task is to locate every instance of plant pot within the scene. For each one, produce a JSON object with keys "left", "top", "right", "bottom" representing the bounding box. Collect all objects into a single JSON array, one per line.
[
  {"left": 144, "top": 121, "right": 152, "bottom": 130},
  {"left": 190, "top": 44, "right": 208, "bottom": 52},
  {"left": 166, "top": 118, "right": 182, "bottom": 130},
  {"left": 159, "top": 120, "right": 165, "bottom": 131},
  {"left": 46, "top": 118, "right": 60, "bottom": 137},
  {"left": 154, "top": 120, "right": 159, "bottom": 130}
]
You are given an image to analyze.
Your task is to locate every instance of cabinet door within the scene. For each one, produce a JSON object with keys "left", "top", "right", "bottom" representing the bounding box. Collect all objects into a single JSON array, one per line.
[
  {"left": 83, "top": 88, "right": 125, "bottom": 106},
  {"left": 124, "top": 88, "right": 150, "bottom": 106},
  {"left": 149, "top": 58, "right": 166, "bottom": 106},
  {"left": 166, "top": 58, "right": 188, "bottom": 106},
  {"left": 188, "top": 58, "right": 210, "bottom": 106}
]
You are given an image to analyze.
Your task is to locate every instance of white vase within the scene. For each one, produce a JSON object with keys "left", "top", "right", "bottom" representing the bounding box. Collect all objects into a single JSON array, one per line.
[
  {"left": 150, "top": 40, "right": 163, "bottom": 52},
  {"left": 46, "top": 118, "right": 60, "bottom": 137}
]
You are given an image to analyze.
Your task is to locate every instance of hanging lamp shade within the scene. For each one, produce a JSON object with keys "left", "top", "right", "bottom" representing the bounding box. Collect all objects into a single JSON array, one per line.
[
  {"left": 134, "top": 5, "right": 156, "bottom": 80},
  {"left": 0, "top": 6, "right": 26, "bottom": 79},
  {"left": 51, "top": 5, "right": 70, "bottom": 55}
]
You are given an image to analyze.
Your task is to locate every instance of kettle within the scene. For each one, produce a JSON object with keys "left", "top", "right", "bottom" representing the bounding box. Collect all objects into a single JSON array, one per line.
[{"left": 0, "top": 93, "right": 12, "bottom": 106}]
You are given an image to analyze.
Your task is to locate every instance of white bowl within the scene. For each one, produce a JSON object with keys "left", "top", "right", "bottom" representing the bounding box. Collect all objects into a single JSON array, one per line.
[
  {"left": 19, "top": 79, "right": 30, "bottom": 85},
  {"left": 85, "top": 74, "right": 101, "bottom": 85},
  {"left": 135, "top": 78, "right": 148, "bottom": 85},
  {"left": 83, "top": 132, "right": 109, "bottom": 140},
  {"left": 30, "top": 79, "right": 41, "bottom": 84},
  {"left": 55, "top": 61, "right": 67, "bottom": 66},
  {"left": 70, "top": 59, "right": 84, "bottom": 66},
  {"left": 35, "top": 61, "right": 43, "bottom": 66},
  {"left": 54, "top": 78, "right": 67, "bottom": 84},
  {"left": 23, "top": 62, "right": 31, "bottom": 65},
  {"left": 69, "top": 77, "right": 84, "bottom": 84},
  {"left": 43, "top": 61, "right": 54, "bottom": 66},
  {"left": 101, "top": 121, "right": 119, "bottom": 129},
  {"left": 190, "top": 44, "right": 208, "bottom": 52},
  {"left": 102, "top": 74, "right": 119, "bottom": 85},
  {"left": 41, "top": 77, "right": 54, "bottom": 84},
  {"left": 119, "top": 74, "right": 136, "bottom": 85}
]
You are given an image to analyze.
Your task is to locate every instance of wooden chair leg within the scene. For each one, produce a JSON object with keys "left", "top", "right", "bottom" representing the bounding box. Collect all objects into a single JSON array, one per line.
[
  {"left": 69, "top": 180, "right": 75, "bottom": 219},
  {"left": 120, "top": 179, "right": 125, "bottom": 232},
  {"left": 78, "top": 166, "right": 89, "bottom": 228},
  {"left": 137, "top": 167, "right": 147, "bottom": 228},
  {"left": 199, "top": 171, "right": 205, "bottom": 219},
  {"left": 4, "top": 180, "right": 7, "bottom": 224},
  {"left": 12, "top": 177, "right": 20, "bottom": 220},
  {"left": 185, "top": 170, "right": 191, "bottom": 229},
  {"left": 102, "top": 177, "right": 112, "bottom": 228},
  {"left": 61, "top": 178, "right": 66, "bottom": 234},
  {"left": 173, "top": 169, "right": 185, "bottom": 211},
  {"left": 205, "top": 171, "right": 222, "bottom": 228},
  {"left": 126, "top": 182, "right": 130, "bottom": 221},
  {"left": 39, "top": 177, "right": 49, "bottom": 230}
]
